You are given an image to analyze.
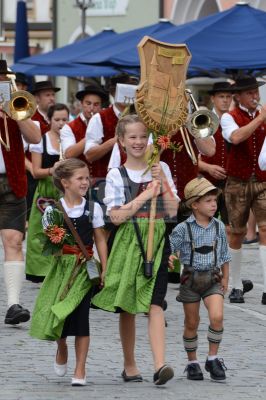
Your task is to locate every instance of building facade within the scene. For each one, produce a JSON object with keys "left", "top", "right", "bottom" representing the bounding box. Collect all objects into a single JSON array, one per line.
[
  {"left": 1, "top": 0, "right": 266, "bottom": 104},
  {"left": 0, "top": 0, "right": 54, "bottom": 66}
]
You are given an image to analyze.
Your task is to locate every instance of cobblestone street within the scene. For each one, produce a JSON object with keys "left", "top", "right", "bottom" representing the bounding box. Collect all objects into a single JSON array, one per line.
[{"left": 1, "top": 242, "right": 266, "bottom": 400}]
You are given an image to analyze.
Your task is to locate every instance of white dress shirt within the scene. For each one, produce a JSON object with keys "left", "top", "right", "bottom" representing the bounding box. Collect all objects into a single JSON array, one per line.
[
  {"left": 84, "top": 105, "right": 121, "bottom": 155},
  {"left": 221, "top": 104, "right": 258, "bottom": 143},
  {"left": 259, "top": 137, "right": 266, "bottom": 170},
  {"left": 60, "top": 113, "right": 87, "bottom": 154}
]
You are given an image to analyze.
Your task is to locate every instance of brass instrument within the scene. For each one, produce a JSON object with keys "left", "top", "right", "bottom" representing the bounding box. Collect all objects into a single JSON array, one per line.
[
  {"left": 177, "top": 89, "right": 220, "bottom": 165},
  {"left": 186, "top": 88, "right": 220, "bottom": 139},
  {"left": 3, "top": 73, "right": 36, "bottom": 121},
  {"left": 0, "top": 72, "right": 37, "bottom": 151}
]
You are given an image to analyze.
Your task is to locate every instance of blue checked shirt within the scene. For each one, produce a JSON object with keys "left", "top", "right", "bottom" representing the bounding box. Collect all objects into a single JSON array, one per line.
[{"left": 170, "top": 215, "right": 231, "bottom": 271}]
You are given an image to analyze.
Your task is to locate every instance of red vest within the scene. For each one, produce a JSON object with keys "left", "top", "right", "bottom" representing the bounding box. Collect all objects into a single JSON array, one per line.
[
  {"left": 0, "top": 117, "right": 27, "bottom": 198},
  {"left": 226, "top": 107, "right": 266, "bottom": 181},
  {"left": 201, "top": 125, "right": 227, "bottom": 185},
  {"left": 160, "top": 130, "right": 198, "bottom": 199},
  {"left": 89, "top": 106, "right": 118, "bottom": 179},
  {"left": 32, "top": 109, "right": 50, "bottom": 135},
  {"left": 67, "top": 115, "right": 88, "bottom": 167}
]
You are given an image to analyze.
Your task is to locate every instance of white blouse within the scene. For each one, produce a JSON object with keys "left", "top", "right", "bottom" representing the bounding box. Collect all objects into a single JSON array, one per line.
[
  {"left": 29, "top": 132, "right": 60, "bottom": 155},
  {"left": 43, "top": 197, "right": 104, "bottom": 229}
]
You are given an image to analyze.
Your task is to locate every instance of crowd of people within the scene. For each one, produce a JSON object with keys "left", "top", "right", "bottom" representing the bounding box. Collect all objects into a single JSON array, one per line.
[{"left": 1, "top": 58, "right": 266, "bottom": 387}]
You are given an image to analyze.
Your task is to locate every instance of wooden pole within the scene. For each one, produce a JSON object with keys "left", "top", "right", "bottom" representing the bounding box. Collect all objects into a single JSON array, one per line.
[{"left": 146, "top": 152, "right": 160, "bottom": 263}]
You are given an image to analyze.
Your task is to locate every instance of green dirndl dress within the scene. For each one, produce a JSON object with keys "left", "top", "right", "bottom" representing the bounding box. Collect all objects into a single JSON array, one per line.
[
  {"left": 92, "top": 218, "right": 165, "bottom": 314},
  {"left": 26, "top": 176, "right": 60, "bottom": 281},
  {"left": 30, "top": 253, "right": 92, "bottom": 341}
]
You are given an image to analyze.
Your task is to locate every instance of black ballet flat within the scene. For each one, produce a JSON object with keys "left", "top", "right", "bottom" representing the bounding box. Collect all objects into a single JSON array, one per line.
[{"left": 121, "top": 369, "right": 143, "bottom": 382}]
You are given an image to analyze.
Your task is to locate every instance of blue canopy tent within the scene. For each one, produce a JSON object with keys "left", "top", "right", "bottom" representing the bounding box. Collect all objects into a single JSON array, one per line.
[
  {"left": 11, "top": 62, "right": 125, "bottom": 78},
  {"left": 75, "top": 19, "right": 173, "bottom": 65},
  {"left": 12, "top": 20, "right": 173, "bottom": 78},
  {"left": 16, "top": 27, "right": 117, "bottom": 66},
  {"left": 76, "top": 3, "right": 266, "bottom": 77}
]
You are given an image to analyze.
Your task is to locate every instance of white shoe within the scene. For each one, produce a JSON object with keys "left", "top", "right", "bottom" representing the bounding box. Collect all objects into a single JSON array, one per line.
[
  {"left": 71, "top": 376, "right": 86, "bottom": 386},
  {"left": 54, "top": 361, "right": 67, "bottom": 377}
]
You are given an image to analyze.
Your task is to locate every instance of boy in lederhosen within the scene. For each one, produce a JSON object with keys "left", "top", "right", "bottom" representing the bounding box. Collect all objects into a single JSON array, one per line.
[{"left": 170, "top": 177, "right": 231, "bottom": 381}]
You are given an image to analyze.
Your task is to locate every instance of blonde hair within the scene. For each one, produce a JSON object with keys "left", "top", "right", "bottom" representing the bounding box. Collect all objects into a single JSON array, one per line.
[
  {"left": 53, "top": 158, "right": 88, "bottom": 192},
  {"left": 115, "top": 114, "right": 146, "bottom": 140}
]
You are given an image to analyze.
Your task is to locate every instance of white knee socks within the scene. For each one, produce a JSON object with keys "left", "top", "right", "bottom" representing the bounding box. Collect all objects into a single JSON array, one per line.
[
  {"left": 259, "top": 245, "right": 266, "bottom": 293},
  {"left": 3, "top": 261, "right": 25, "bottom": 307},
  {"left": 229, "top": 248, "right": 242, "bottom": 289}
]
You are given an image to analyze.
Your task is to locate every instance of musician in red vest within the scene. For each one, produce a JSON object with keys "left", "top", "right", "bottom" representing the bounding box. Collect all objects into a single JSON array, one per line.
[
  {"left": 60, "top": 83, "right": 109, "bottom": 175},
  {"left": 221, "top": 76, "right": 266, "bottom": 305},
  {"left": 84, "top": 75, "right": 136, "bottom": 180},
  {"left": 199, "top": 82, "right": 233, "bottom": 225},
  {"left": 31, "top": 80, "right": 61, "bottom": 135},
  {"left": 159, "top": 126, "right": 216, "bottom": 226},
  {"left": 0, "top": 60, "right": 41, "bottom": 324}
]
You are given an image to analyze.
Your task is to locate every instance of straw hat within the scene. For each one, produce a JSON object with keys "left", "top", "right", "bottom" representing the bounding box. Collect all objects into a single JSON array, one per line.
[{"left": 184, "top": 177, "right": 220, "bottom": 207}]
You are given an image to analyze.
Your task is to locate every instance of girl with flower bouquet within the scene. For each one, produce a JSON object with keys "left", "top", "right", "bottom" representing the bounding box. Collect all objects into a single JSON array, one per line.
[
  {"left": 92, "top": 114, "right": 179, "bottom": 385},
  {"left": 30, "top": 158, "right": 107, "bottom": 386}
]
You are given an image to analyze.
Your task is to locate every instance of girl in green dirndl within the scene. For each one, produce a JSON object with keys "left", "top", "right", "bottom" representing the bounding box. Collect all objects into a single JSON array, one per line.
[
  {"left": 30, "top": 159, "right": 108, "bottom": 386},
  {"left": 25, "top": 104, "right": 69, "bottom": 282},
  {"left": 92, "top": 114, "right": 179, "bottom": 385}
]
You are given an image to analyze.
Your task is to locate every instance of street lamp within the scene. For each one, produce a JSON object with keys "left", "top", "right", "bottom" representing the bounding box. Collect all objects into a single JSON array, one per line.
[{"left": 75, "top": 0, "right": 95, "bottom": 38}]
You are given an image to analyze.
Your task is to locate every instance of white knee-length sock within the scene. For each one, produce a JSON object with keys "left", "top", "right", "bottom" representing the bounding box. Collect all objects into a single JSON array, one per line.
[
  {"left": 229, "top": 248, "right": 242, "bottom": 289},
  {"left": 259, "top": 245, "right": 266, "bottom": 293},
  {"left": 3, "top": 261, "right": 25, "bottom": 307}
]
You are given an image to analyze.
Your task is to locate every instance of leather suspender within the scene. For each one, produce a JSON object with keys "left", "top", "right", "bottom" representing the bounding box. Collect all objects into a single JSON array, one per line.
[
  {"left": 119, "top": 166, "right": 148, "bottom": 264},
  {"left": 57, "top": 200, "right": 94, "bottom": 261},
  {"left": 185, "top": 220, "right": 219, "bottom": 268}
]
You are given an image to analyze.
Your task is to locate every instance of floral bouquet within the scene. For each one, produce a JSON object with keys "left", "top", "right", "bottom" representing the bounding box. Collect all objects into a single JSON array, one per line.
[{"left": 36, "top": 207, "right": 75, "bottom": 256}]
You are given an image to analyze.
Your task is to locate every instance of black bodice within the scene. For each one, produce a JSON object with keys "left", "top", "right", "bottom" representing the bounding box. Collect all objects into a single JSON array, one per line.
[
  {"left": 64, "top": 201, "right": 94, "bottom": 247},
  {"left": 41, "top": 134, "right": 60, "bottom": 169},
  {"left": 125, "top": 174, "right": 165, "bottom": 214}
]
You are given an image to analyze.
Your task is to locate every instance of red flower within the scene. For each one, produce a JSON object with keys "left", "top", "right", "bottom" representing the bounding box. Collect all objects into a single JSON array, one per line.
[
  {"left": 157, "top": 135, "right": 171, "bottom": 150},
  {"left": 45, "top": 225, "right": 66, "bottom": 244}
]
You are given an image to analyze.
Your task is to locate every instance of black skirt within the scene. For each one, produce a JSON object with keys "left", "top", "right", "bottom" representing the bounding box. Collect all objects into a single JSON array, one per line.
[
  {"left": 150, "top": 235, "right": 170, "bottom": 308},
  {"left": 61, "top": 287, "right": 93, "bottom": 338}
]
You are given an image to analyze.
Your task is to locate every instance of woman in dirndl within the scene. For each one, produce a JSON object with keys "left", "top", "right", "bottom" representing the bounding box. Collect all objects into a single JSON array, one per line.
[{"left": 25, "top": 103, "right": 69, "bottom": 282}]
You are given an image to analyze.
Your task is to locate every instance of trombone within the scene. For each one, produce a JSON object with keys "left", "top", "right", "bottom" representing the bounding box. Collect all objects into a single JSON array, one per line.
[
  {"left": 179, "top": 89, "right": 220, "bottom": 165},
  {"left": 3, "top": 73, "right": 36, "bottom": 121},
  {"left": 0, "top": 72, "right": 37, "bottom": 151}
]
